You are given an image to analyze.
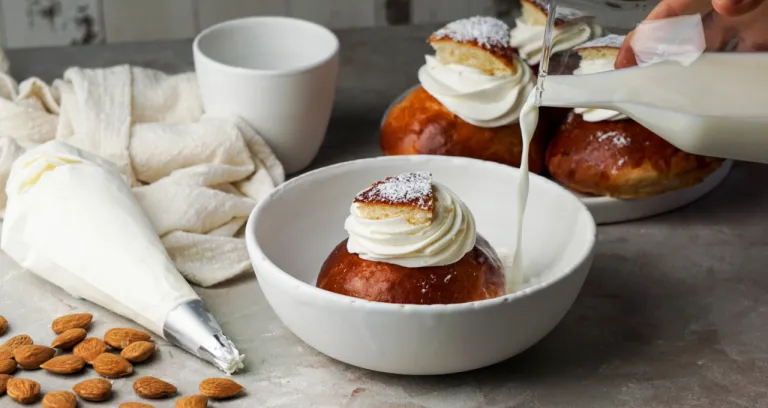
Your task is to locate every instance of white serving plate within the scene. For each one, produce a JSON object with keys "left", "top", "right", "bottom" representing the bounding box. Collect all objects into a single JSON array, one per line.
[
  {"left": 576, "top": 159, "right": 733, "bottom": 224},
  {"left": 380, "top": 86, "right": 733, "bottom": 225},
  {"left": 245, "top": 155, "right": 596, "bottom": 375}
]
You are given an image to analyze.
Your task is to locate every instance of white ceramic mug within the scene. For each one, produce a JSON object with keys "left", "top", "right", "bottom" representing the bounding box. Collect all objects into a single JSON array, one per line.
[{"left": 194, "top": 17, "right": 339, "bottom": 174}]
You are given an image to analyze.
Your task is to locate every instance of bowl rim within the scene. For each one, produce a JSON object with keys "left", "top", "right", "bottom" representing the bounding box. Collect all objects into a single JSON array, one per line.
[{"left": 245, "top": 155, "right": 597, "bottom": 312}]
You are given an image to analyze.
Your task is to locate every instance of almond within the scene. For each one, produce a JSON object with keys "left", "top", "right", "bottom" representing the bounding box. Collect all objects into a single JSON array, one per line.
[
  {"left": 14, "top": 344, "right": 55, "bottom": 369},
  {"left": 120, "top": 403, "right": 156, "bottom": 408},
  {"left": 0, "top": 358, "right": 16, "bottom": 374},
  {"left": 199, "top": 378, "right": 244, "bottom": 399},
  {"left": 0, "top": 349, "right": 13, "bottom": 360},
  {"left": 92, "top": 353, "right": 133, "bottom": 378},
  {"left": 40, "top": 355, "right": 86, "bottom": 374},
  {"left": 52, "top": 313, "right": 92, "bottom": 334},
  {"left": 104, "top": 328, "right": 151, "bottom": 349},
  {"left": 120, "top": 341, "right": 155, "bottom": 363},
  {"left": 0, "top": 374, "right": 10, "bottom": 395},
  {"left": 42, "top": 390, "right": 78, "bottom": 408},
  {"left": 7, "top": 377, "right": 41, "bottom": 404},
  {"left": 73, "top": 378, "right": 112, "bottom": 402},
  {"left": 133, "top": 376, "right": 177, "bottom": 399},
  {"left": 0, "top": 315, "right": 7, "bottom": 336},
  {"left": 73, "top": 337, "right": 108, "bottom": 364},
  {"left": 0, "top": 334, "right": 33, "bottom": 355},
  {"left": 175, "top": 395, "right": 209, "bottom": 408},
  {"left": 51, "top": 328, "right": 87, "bottom": 349}
]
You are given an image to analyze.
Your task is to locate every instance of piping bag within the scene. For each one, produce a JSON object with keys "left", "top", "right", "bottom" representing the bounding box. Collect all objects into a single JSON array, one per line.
[{"left": 1, "top": 140, "right": 244, "bottom": 374}]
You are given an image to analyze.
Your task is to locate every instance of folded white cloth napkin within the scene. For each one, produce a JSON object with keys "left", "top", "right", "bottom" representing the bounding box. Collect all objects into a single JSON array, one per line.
[{"left": 0, "top": 49, "right": 285, "bottom": 287}]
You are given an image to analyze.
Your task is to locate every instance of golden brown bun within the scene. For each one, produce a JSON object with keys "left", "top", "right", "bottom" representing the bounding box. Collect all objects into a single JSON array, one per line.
[
  {"left": 317, "top": 236, "right": 506, "bottom": 305},
  {"left": 381, "top": 86, "right": 546, "bottom": 174},
  {"left": 546, "top": 112, "right": 724, "bottom": 198}
]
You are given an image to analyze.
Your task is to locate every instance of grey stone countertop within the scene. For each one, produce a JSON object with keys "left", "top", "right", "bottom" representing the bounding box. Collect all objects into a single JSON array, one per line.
[{"left": 3, "top": 25, "right": 768, "bottom": 408}]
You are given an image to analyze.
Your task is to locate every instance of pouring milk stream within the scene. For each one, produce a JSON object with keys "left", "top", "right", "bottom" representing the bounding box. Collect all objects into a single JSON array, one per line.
[
  {"left": 509, "top": 0, "right": 560, "bottom": 292},
  {"left": 1, "top": 141, "right": 244, "bottom": 374}
]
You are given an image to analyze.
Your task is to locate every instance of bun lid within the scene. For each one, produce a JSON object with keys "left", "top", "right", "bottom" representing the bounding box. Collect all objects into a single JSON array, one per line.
[
  {"left": 428, "top": 16, "right": 521, "bottom": 76},
  {"left": 574, "top": 34, "right": 626, "bottom": 61},
  {"left": 520, "top": 0, "right": 593, "bottom": 27}
]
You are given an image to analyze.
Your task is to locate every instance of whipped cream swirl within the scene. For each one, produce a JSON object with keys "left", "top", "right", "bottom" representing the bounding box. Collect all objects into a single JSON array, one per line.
[
  {"left": 509, "top": 18, "right": 602, "bottom": 66},
  {"left": 573, "top": 57, "right": 628, "bottom": 122},
  {"left": 345, "top": 182, "right": 476, "bottom": 268},
  {"left": 418, "top": 55, "right": 534, "bottom": 128}
]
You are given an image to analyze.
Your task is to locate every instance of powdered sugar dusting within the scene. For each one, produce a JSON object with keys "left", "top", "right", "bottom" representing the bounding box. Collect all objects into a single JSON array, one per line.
[
  {"left": 613, "top": 135, "right": 631, "bottom": 147},
  {"left": 596, "top": 130, "right": 631, "bottom": 147},
  {"left": 355, "top": 172, "right": 434, "bottom": 211},
  {"left": 433, "top": 16, "right": 510, "bottom": 49},
  {"left": 575, "top": 34, "right": 626, "bottom": 50}
]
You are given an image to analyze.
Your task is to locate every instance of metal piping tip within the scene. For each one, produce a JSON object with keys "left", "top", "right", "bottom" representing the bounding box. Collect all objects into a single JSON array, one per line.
[{"left": 163, "top": 299, "right": 245, "bottom": 374}]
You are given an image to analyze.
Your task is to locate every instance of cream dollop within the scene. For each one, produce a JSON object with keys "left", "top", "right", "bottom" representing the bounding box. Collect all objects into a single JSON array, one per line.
[
  {"left": 509, "top": 18, "right": 601, "bottom": 66},
  {"left": 345, "top": 182, "right": 476, "bottom": 268},
  {"left": 573, "top": 57, "right": 628, "bottom": 122},
  {"left": 418, "top": 55, "right": 534, "bottom": 128}
]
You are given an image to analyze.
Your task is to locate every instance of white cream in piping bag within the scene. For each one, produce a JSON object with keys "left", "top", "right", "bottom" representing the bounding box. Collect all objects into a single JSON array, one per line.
[
  {"left": 418, "top": 55, "right": 535, "bottom": 128},
  {"left": 346, "top": 182, "right": 476, "bottom": 269},
  {"left": 510, "top": 14, "right": 601, "bottom": 66},
  {"left": 1, "top": 141, "right": 243, "bottom": 373}
]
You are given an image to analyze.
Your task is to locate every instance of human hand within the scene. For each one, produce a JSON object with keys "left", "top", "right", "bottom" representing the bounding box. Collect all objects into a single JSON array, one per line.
[{"left": 615, "top": 0, "right": 768, "bottom": 68}]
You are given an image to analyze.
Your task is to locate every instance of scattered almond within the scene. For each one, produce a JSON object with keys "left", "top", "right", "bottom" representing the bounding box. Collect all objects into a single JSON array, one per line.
[
  {"left": 0, "top": 315, "right": 7, "bottom": 336},
  {"left": 133, "top": 376, "right": 177, "bottom": 399},
  {"left": 42, "top": 390, "right": 78, "bottom": 408},
  {"left": 0, "top": 374, "right": 10, "bottom": 395},
  {"left": 14, "top": 344, "right": 56, "bottom": 369},
  {"left": 52, "top": 313, "right": 93, "bottom": 334},
  {"left": 120, "top": 341, "right": 155, "bottom": 363},
  {"left": 40, "top": 355, "right": 86, "bottom": 374},
  {"left": 7, "top": 377, "right": 41, "bottom": 404},
  {"left": 199, "top": 378, "right": 245, "bottom": 399},
  {"left": 51, "top": 328, "right": 87, "bottom": 349},
  {"left": 73, "top": 337, "right": 108, "bottom": 364},
  {"left": 104, "top": 328, "right": 151, "bottom": 349},
  {"left": 0, "top": 349, "right": 13, "bottom": 360},
  {"left": 0, "top": 358, "right": 16, "bottom": 374},
  {"left": 120, "top": 403, "right": 155, "bottom": 408},
  {"left": 72, "top": 378, "right": 112, "bottom": 402},
  {"left": 0, "top": 334, "right": 33, "bottom": 355},
  {"left": 175, "top": 395, "right": 209, "bottom": 408},
  {"left": 93, "top": 353, "right": 133, "bottom": 378}
]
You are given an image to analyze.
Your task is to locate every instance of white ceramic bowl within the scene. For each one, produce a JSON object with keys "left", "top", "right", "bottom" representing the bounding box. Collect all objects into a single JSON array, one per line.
[{"left": 245, "top": 155, "right": 596, "bottom": 375}]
